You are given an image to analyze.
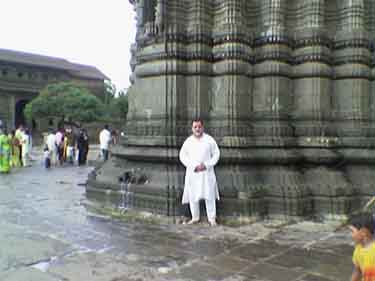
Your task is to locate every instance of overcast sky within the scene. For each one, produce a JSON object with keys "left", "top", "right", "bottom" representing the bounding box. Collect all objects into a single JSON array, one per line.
[{"left": 0, "top": 0, "right": 136, "bottom": 92}]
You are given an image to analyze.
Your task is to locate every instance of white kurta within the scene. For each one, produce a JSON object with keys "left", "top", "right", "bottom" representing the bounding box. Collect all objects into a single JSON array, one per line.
[
  {"left": 46, "top": 133, "right": 57, "bottom": 165},
  {"left": 179, "top": 133, "right": 220, "bottom": 204},
  {"left": 21, "top": 133, "right": 30, "bottom": 155},
  {"left": 99, "top": 129, "right": 111, "bottom": 150},
  {"left": 46, "top": 134, "right": 57, "bottom": 153},
  {"left": 21, "top": 133, "right": 30, "bottom": 167}
]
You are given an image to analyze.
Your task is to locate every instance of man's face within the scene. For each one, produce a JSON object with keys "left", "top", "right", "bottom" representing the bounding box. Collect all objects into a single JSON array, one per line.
[{"left": 192, "top": 121, "right": 204, "bottom": 138}]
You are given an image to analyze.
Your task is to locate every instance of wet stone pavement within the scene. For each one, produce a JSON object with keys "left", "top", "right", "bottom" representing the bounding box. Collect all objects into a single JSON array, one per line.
[{"left": 0, "top": 149, "right": 354, "bottom": 281}]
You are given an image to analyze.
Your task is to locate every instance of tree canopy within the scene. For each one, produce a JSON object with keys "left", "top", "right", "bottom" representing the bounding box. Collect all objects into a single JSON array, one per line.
[
  {"left": 24, "top": 82, "right": 105, "bottom": 124},
  {"left": 104, "top": 80, "right": 116, "bottom": 105},
  {"left": 108, "top": 90, "right": 128, "bottom": 121}
]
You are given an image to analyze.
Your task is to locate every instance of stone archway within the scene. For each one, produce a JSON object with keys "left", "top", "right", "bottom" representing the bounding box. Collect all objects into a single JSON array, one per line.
[{"left": 15, "top": 99, "right": 30, "bottom": 128}]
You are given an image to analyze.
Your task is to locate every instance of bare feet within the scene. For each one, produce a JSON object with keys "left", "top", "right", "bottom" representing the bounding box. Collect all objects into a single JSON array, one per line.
[
  {"left": 186, "top": 219, "right": 199, "bottom": 225},
  {"left": 209, "top": 220, "right": 217, "bottom": 226}
]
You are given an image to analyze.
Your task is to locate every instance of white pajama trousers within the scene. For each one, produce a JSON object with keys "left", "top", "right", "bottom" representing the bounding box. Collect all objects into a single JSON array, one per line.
[
  {"left": 22, "top": 153, "right": 29, "bottom": 167},
  {"left": 50, "top": 150, "right": 57, "bottom": 166},
  {"left": 189, "top": 199, "right": 216, "bottom": 222}
]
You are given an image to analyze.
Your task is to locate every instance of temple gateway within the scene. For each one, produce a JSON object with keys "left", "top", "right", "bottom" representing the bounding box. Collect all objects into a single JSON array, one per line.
[
  {"left": 88, "top": 0, "right": 375, "bottom": 220},
  {"left": 0, "top": 48, "right": 108, "bottom": 130}
]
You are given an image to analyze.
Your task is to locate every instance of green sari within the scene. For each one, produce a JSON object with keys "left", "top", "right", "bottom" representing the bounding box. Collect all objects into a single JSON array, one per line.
[{"left": 0, "top": 133, "right": 11, "bottom": 173}]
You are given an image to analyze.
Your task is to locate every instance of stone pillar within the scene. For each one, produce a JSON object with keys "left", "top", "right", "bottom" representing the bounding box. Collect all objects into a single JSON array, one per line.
[
  {"left": 247, "top": 0, "right": 309, "bottom": 218},
  {"left": 252, "top": 0, "right": 294, "bottom": 147},
  {"left": 371, "top": 0, "right": 375, "bottom": 135},
  {"left": 135, "top": 0, "right": 158, "bottom": 40},
  {"left": 126, "top": 0, "right": 189, "bottom": 147},
  {"left": 9, "top": 95, "right": 15, "bottom": 129},
  {"left": 0, "top": 91, "right": 10, "bottom": 127},
  {"left": 332, "top": 0, "right": 371, "bottom": 145},
  {"left": 184, "top": 0, "right": 213, "bottom": 125},
  {"left": 155, "top": 0, "right": 166, "bottom": 32},
  {"left": 135, "top": 0, "right": 145, "bottom": 33},
  {"left": 336, "top": 0, "right": 375, "bottom": 211},
  {"left": 209, "top": 0, "right": 256, "bottom": 216},
  {"left": 144, "top": 0, "right": 157, "bottom": 23},
  {"left": 293, "top": 0, "right": 332, "bottom": 140},
  {"left": 210, "top": 0, "right": 252, "bottom": 146}
]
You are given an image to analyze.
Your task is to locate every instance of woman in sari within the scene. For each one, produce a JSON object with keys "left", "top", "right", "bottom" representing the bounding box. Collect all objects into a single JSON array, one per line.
[
  {"left": 9, "top": 130, "right": 21, "bottom": 167},
  {"left": 0, "top": 128, "right": 11, "bottom": 173},
  {"left": 63, "top": 128, "right": 75, "bottom": 164}
]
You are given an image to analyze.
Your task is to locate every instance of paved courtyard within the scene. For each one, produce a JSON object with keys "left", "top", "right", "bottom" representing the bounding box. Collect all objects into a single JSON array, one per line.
[{"left": 0, "top": 147, "right": 354, "bottom": 281}]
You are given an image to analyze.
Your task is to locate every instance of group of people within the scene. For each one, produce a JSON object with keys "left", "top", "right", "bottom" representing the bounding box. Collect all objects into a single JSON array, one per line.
[
  {"left": 0, "top": 124, "right": 32, "bottom": 173},
  {"left": 44, "top": 127, "right": 90, "bottom": 168},
  {"left": 0, "top": 122, "right": 114, "bottom": 172}
]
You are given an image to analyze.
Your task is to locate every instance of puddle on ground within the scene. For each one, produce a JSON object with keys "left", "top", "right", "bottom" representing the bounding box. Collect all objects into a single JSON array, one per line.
[{"left": 30, "top": 257, "right": 57, "bottom": 272}]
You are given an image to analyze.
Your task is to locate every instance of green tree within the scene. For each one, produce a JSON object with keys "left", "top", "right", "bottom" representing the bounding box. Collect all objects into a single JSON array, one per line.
[
  {"left": 108, "top": 89, "right": 128, "bottom": 121},
  {"left": 24, "top": 82, "right": 105, "bottom": 124},
  {"left": 104, "top": 80, "right": 116, "bottom": 105}
]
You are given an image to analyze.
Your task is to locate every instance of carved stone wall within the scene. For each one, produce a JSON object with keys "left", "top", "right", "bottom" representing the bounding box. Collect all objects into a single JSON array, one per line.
[{"left": 89, "top": 0, "right": 375, "bottom": 220}]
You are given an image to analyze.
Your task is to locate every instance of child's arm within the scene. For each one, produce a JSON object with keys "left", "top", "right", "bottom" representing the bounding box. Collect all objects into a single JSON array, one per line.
[{"left": 351, "top": 265, "right": 361, "bottom": 281}]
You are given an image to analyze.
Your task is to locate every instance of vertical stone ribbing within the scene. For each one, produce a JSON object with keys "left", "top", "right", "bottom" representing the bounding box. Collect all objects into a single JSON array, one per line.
[
  {"left": 343, "top": 0, "right": 375, "bottom": 209},
  {"left": 209, "top": 0, "right": 254, "bottom": 209},
  {"left": 292, "top": 0, "right": 332, "bottom": 139},
  {"left": 252, "top": 0, "right": 294, "bottom": 146},
  {"left": 126, "top": 0, "right": 189, "bottom": 147},
  {"left": 0, "top": 93, "right": 11, "bottom": 126},
  {"left": 210, "top": 0, "right": 253, "bottom": 147},
  {"left": 135, "top": 0, "right": 158, "bottom": 40},
  {"left": 184, "top": 0, "right": 213, "bottom": 127},
  {"left": 155, "top": 0, "right": 166, "bottom": 32},
  {"left": 303, "top": 0, "right": 325, "bottom": 28},
  {"left": 368, "top": 0, "right": 375, "bottom": 132},
  {"left": 163, "top": 0, "right": 188, "bottom": 147},
  {"left": 341, "top": 0, "right": 365, "bottom": 29},
  {"left": 332, "top": 0, "right": 371, "bottom": 145}
]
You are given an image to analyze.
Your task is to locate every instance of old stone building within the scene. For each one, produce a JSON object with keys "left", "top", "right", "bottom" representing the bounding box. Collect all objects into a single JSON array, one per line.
[
  {"left": 0, "top": 48, "right": 108, "bottom": 129},
  {"left": 89, "top": 0, "right": 375, "bottom": 220}
]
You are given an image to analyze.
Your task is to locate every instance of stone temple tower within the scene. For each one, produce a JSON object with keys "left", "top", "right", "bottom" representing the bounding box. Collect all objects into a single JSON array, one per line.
[{"left": 88, "top": 0, "right": 375, "bottom": 220}]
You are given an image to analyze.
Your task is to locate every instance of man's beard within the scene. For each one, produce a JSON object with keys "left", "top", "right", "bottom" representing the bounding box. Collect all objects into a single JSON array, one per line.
[{"left": 193, "top": 131, "right": 203, "bottom": 137}]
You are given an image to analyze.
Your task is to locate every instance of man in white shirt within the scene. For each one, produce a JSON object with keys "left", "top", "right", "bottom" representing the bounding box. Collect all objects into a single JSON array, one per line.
[
  {"left": 46, "top": 130, "right": 57, "bottom": 166},
  {"left": 179, "top": 119, "right": 220, "bottom": 226},
  {"left": 55, "top": 129, "right": 64, "bottom": 165},
  {"left": 99, "top": 124, "right": 111, "bottom": 161}
]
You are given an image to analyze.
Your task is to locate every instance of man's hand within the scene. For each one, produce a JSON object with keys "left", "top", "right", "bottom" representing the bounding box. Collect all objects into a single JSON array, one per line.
[{"left": 194, "top": 163, "right": 206, "bottom": 172}]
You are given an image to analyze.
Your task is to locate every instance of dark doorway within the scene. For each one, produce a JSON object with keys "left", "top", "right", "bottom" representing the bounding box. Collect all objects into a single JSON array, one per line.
[{"left": 15, "top": 99, "right": 30, "bottom": 128}]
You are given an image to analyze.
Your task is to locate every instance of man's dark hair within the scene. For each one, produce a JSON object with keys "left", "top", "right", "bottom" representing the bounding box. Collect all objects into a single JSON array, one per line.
[
  {"left": 192, "top": 118, "right": 204, "bottom": 126},
  {"left": 348, "top": 212, "right": 375, "bottom": 234},
  {"left": 104, "top": 124, "right": 109, "bottom": 130}
]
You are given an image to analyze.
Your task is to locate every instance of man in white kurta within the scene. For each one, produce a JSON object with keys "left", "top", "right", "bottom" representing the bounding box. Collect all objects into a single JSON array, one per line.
[
  {"left": 46, "top": 130, "right": 57, "bottom": 166},
  {"left": 179, "top": 120, "right": 220, "bottom": 226},
  {"left": 99, "top": 125, "right": 111, "bottom": 161}
]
